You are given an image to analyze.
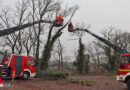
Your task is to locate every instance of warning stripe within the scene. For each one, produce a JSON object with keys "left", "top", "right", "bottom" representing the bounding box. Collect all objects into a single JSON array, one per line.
[{"left": 119, "top": 69, "right": 130, "bottom": 71}]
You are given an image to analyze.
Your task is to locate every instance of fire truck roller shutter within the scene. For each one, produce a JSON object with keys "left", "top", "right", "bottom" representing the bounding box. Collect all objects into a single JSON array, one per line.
[
  {"left": 0, "top": 66, "right": 2, "bottom": 75},
  {"left": 14, "top": 56, "right": 22, "bottom": 76}
]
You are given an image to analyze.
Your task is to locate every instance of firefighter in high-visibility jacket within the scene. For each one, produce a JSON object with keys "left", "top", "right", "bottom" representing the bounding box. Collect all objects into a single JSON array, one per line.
[
  {"left": 54, "top": 14, "right": 63, "bottom": 27},
  {"left": 58, "top": 14, "right": 62, "bottom": 24}
]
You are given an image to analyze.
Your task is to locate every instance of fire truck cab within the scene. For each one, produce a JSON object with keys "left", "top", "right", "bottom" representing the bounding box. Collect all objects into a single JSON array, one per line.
[
  {"left": 117, "top": 53, "right": 130, "bottom": 89},
  {"left": 0, "top": 54, "right": 36, "bottom": 80}
]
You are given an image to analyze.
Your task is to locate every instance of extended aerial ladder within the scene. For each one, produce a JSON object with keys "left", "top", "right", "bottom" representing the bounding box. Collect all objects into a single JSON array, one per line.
[
  {"left": 0, "top": 14, "right": 64, "bottom": 64},
  {"left": 68, "top": 22, "right": 130, "bottom": 89},
  {"left": 0, "top": 14, "right": 63, "bottom": 37},
  {"left": 68, "top": 22, "right": 128, "bottom": 54},
  {"left": 0, "top": 15, "right": 128, "bottom": 54}
]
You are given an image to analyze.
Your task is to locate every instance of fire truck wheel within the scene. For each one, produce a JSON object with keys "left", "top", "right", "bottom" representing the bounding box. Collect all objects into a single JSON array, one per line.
[
  {"left": 22, "top": 72, "right": 30, "bottom": 80},
  {"left": 127, "top": 78, "right": 130, "bottom": 90}
]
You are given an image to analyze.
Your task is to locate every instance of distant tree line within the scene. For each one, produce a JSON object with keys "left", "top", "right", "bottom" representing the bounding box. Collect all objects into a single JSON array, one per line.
[
  {"left": 71, "top": 26, "right": 130, "bottom": 74},
  {"left": 86, "top": 27, "right": 130, "bottom": 73}
]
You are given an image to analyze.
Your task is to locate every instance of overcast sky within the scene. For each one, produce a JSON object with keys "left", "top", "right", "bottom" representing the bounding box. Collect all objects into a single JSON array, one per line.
[
  {"left": 64, "top": 0, "right": 130, "bottom": 30},
  {"left": 2, "top": 0, "right": 130, "bottom": 58},
  {"left": 3, "top": 0, "right": 130, "bottom": 31}
]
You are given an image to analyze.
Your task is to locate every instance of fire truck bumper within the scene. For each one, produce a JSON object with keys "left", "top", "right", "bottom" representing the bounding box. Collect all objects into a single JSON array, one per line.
[
  {"left": 117, "top": 75, "right": 125, "bottom": 81},
  {"left": 30, "top": 72, "right": 36, "bottom": 77}
]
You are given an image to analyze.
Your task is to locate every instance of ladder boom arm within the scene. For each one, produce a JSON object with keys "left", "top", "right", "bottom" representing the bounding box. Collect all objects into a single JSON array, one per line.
[
  {"left": 0, "top": 20, "right": 53, "bottom": 37},
  {"left": 75, "top": 28, "right": 127, "bottom": 54}
]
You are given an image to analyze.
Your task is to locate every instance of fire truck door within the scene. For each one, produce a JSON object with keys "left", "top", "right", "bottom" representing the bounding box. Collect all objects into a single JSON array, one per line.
[{"left": 14, "top": 56, "right": 22, "bottom": 76}]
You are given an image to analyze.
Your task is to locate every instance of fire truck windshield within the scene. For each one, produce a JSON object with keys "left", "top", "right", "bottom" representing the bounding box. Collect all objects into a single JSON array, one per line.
[
  {"left": 28, "top": 60, "right": 35, "bottom": 66},
  {"left": 121, "top": 56, "right": 130, "bottom": 64}
]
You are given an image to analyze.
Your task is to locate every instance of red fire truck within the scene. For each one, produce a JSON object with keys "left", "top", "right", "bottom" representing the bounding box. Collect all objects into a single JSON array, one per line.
[
  {"left": 117, "top": 53, "right": 130, "bottom": 89},
  {"left": 0, "top": 54, "right": 36, "bottom": 80},
  {"left": 68, "top": 23, "right": 130, "bottom": 89},
  {"left": 0, "top": 15, "right": 63, "bottom": 80}
]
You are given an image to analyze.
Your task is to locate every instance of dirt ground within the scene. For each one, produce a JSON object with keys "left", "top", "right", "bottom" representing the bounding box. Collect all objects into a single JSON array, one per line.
[{"left": 1, "top": 76, "right": 127, "bottom": 90}]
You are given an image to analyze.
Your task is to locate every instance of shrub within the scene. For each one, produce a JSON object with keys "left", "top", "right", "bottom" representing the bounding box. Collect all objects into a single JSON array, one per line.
[
  {"left": 39, "top": 70, "right": 68, "bottom": 80},
  {"left": 68, "top": 78, "right": 93, "bottom": 86},
  {"left": 69, "top": 78, "right": 83, "bottom": 84}
]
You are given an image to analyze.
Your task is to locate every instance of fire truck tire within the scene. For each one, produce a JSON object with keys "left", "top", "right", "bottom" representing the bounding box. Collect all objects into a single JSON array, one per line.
[
  {"left": 127, "top": 78, "right": 130, "bottom": 90},
  {"left": 22, "top": 72, "right": 30, "bottom": 80}
]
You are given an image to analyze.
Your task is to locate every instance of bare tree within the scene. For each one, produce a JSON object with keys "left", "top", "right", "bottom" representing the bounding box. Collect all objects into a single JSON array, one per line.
[
  {"left": 86, "top": 42, "right": 102, "bottom": 69},
  {"left": 88, "top": 27, "right": 130, "bottom": 72},
  {"left": 53, "top": 38, "right": 64, "bottom": 70},
  {"left": 0, "top": 0, "right": 61, "bottom": 57},
  {"left": 26, "top": 0, "right": 62, "bottom": 61},
  {"left": 40, "top": 5, "right": 78, "bottom": 70},
  {"left": 0, "top": 1, "right": 28, "bottom": 54},
  {"left": 71, "top": 24, "right": 90, "bottom": 74},
  {"left": 22, "top": 26, "right": 36, "bottom": 56}
]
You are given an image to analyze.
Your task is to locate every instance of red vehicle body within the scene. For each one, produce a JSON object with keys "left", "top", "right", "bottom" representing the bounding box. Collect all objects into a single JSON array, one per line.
[
  {"left": 117, "top": 53, "right": 130, "bottom": 89},
  {"left": 0, "top": 54, "right": 36, "bottom": 79}
]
